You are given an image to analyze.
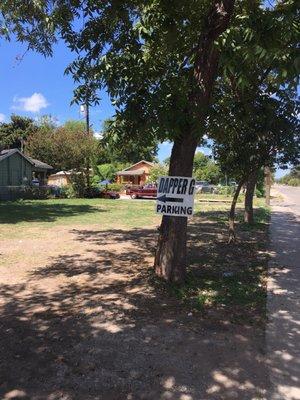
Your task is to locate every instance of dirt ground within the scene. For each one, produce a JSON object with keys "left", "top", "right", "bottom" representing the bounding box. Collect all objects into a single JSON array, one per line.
[{"left": 0, "top": 213, "right": 269, "bottom": 400}]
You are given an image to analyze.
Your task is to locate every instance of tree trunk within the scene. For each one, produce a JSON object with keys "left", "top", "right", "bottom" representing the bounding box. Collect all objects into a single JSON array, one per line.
[
  {"left": 154, "top": 0, "right": 235, "bottom": 282},
  {"left": 85, "top": 161, "right": 91, "bottom": 195},
  {"left": 228, "top": 179, "right": 244, "bottom": 243},
  {"left": 244, "top": 170, "right": 257, "bottom": 224},
  {"left": 264, "top": 166, "right": 271, "bottom": 206},
  {"left": 154, "top": 132, "right": 197, "bottom": 283}
]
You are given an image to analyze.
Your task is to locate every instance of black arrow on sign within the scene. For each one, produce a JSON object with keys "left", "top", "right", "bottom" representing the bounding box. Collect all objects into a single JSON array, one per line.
[{"left": 157, "top": 194, "right": 184, "bottom": 203}]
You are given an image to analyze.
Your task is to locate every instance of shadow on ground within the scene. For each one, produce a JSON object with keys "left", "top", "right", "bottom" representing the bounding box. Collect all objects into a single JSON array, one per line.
[
  {"left": 0, "top": 211, "right": 270, "bottom": 400},
  {"left": 0, "top": 202, "right": 102, "bottom": 224}
]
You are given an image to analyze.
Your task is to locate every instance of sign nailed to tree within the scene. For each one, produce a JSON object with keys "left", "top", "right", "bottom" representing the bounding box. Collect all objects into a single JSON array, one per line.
[{"left": 156, "top": 176, "right": 196, "bottom": 217}]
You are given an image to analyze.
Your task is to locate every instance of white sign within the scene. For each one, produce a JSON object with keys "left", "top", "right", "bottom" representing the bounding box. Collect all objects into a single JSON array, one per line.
[{"left": 156, "top": 176, "right": 196, "bottom": 217}]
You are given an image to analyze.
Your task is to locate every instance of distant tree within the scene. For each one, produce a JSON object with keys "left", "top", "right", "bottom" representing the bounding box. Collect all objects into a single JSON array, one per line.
[
  {"left": 163, "top": 157, "right": 170, "bottom": 167},
  {"left": 100, "top": 119, "right": 158, "bottom": 164},
  {"left": 36, "top": 115, "right": 58, "bottom": 130},
  {"left": 0, "top": 114, "right": 37, "bottom": 151},
  {"left": 193, "top": 152, "right": 222, "bottom": 184},
  {"left": 211, "top": 91, "right": 299, "bottom": 240},
  {"left": 26, "top": 121, "right": 99, "bottom": 175},
  {"left": 278, "top": 166, "right": 300, "bottom": 186},
  {"left": 148, "top": 164, "right": 168, "bottom": 183},
  {"left": 194, "top": 162, "right": 221, "bottom": 184},
  {"left": 193, "top": 152, "right": 209, "bottom": 171},
  {"left": 96, "top": 164, "right": 118, "bottom": 182}
]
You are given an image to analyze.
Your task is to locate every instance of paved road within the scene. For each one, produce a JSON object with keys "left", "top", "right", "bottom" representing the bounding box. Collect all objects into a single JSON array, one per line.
[
  {"left": 273, "top": 185, "right": 300, "bottom": 217},
  {"left": 267, "top": 185, "right": 300, "bottom": 400}
]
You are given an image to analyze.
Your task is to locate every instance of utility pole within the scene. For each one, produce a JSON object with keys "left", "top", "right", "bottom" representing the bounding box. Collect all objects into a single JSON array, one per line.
[
  {"left": 85, "top": 100, "right": 91, "bottom": 194},
  {"left": 85, "top": 100, "right": 90, "bottom": 136}
]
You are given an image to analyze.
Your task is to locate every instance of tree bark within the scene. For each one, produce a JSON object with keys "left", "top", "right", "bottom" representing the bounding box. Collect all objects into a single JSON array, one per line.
[
  {"left": 244, "top": 170, "right": 257, "bottom": 224},
  {"left": 264, "top": 166, "right": 271, "bottom": 206},
  {"left": 154, "top": 132, "right": 197, "bottom": 283},
  {"left": 228, "top": 179, "right": 244, "bottom": 243}
]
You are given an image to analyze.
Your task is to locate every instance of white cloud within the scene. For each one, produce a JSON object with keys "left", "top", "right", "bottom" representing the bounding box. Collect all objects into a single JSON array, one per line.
[
  {"left": 12, "top": 92, "right": 49, "bottom": 113},
  {"left": 93, "top": 131, "right": 103, "bottom": 138},
  {"left": 0, "top": 113, "right": 5, "bottom": 123}
]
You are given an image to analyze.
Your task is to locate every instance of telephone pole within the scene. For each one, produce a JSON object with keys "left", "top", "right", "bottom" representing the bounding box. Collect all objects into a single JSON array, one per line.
[{"left": 85, "top": 99, "right": 90, "bottom": 136}]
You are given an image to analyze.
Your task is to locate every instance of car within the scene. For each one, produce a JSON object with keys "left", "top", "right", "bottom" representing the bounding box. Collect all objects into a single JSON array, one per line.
[
  {"left": 195, "top": 181, "right": 217, "bottom": 194},
  {"left": 126, "top": 184, "right": 157, "bottom": 199},
  {"left": 31, "top": 179, "right": 40, "bottom": 187}
]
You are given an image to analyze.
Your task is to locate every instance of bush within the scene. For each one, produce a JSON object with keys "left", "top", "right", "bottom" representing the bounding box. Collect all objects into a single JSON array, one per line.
[
  {"left": 5, "top": 186, "right": 53, "bottom": 200},
  {"left": 106, "top": 183, "right": 124, "bottom": 192},
  {"left": 86, "top": 186, "right": 101, "bottom": 198},
  {"left": 59, "top": 185, "right": 77, "bottom": 198},
  {"left": 217, "top": 185, "right": 235, "bottom": 196},
  {"left": 255, "top": 188, "right": 265, "bottom": 198},
  {"left": 287, "top": 178, "right": 300, "bottom": 187}
]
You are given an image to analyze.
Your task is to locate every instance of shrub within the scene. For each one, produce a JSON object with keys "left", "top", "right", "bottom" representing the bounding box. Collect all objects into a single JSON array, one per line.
[
  {"left": 106, "top": 183, "right": 124, "bottom": 192},
  {"left": 87, "top": 186, "right": 101, "bottom": 198},
  {"left": 255, "top": 188, "right": 265, "bottom": 198},
  {"left": 287, "top": 178, "right": 300, "bottom": 187},
  {"left": 217, "top": 185, "right": 235, "bottom": 196},
  {"left": 11, "top": 186, "right": 53, "bottom": 200},
  {"left": 59, "top": 185, "right": 77, "bottom": 198}
]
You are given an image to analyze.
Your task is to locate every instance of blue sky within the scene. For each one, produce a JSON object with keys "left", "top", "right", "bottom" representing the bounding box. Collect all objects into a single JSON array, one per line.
[{"left": 0, "top": 37, "right": 289, "bottom": 177}]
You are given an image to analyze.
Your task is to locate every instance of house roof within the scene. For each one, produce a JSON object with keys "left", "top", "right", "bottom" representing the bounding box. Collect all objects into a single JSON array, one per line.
[
  {"left": 27, "top": 157, "right": 53, "bottom": 170},
  {"left": 123, "top": 160, "right": 154, "bottom": 171},
  {"left": 116, "top": 168, "right": 145, "bottom": 176},
  {"left": 49, "top": 171, "right": 72, "bottom": 177},
  {"left": 0, "top": 149, "right": 53, "bottom": 170}
]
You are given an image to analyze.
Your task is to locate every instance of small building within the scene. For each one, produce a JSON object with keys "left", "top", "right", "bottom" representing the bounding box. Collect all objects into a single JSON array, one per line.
[
  {"left": 116, "top": 160, "right": 155, "bottom": 186},
  {"left": 48, "top": 171, "right": 72, "bottom": 187},
  {"left": 0, "top": 149, "right": 53, "bottom": 200}
]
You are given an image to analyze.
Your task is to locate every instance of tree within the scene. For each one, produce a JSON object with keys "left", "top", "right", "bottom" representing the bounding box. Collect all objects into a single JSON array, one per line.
[
  {"left": 211, "top": 91, "right": 299, "bottom": 238},
  {"left": 208, "top": 0, "right": 299, "bottom": 236},
  {"left": 0, "top": 114, "right": 37, "bottom": 151},
  {"left": 26, "top": 120, "right": 99, "bottom": 178},
  {"left": 193, "top": 152, "right": 209, "bottom": 171},
  {"left": 100, "top": 119, "right": 158, "bottom": 164},
  {"left": 278, "top": 166, "right": 300, "bottom": 186},
  {"left": 96, "top": 164, "right": 119, "bottom": 182},
  {"left": 193, "top": 152, "right": 222, "bottom": 184},
  {"left": 148, "top": 164, "right": 168, "bottom": 183}
]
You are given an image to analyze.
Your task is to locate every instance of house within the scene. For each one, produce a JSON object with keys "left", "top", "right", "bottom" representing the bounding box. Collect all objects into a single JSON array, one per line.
[
  {"left": 116, "top": 160, "right": 155, "bottom": 186},
  {"left": 0, "top": 149, "right": 53, "bottom": 199},
  {"left": 48, "top": 171, "right": 72, "bottom": 187},
  {"left": 48, "top": 168, "right": 93, "bottom": 187}
]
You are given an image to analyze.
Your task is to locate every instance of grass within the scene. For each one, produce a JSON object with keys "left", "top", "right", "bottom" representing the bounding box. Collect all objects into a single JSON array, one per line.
[
  {"left": 153, "top": 197, "right": 270, "bottom": 324},
  {"left": 0, "top": 196, "right": 270, "bottom": 325},
  {"left": 196, "top": 193, "right": 239, "bottom": 202},
  {"left": 0, "top": 198, "right": 161, "bottom": 238},
  {"left": 167, "top": 266, "right": 267, "bottom": 315}
]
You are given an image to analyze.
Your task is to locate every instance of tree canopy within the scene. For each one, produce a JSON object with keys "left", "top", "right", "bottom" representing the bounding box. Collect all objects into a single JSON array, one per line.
[
  {"left": 0, "top": 114, "right": 38, "bottom": 151},
  {"left": 26, "top": 120, "right": 99, "bottom": 172},
  {"left": 100, "top": 118, "right": 158, "bottom": 164}
]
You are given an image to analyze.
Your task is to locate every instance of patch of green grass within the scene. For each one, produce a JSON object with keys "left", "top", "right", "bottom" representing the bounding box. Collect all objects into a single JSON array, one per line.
[
  {"left": 239, "top": 206, "right": 271, "bottom": 232},
  {"left": 0, "top": 198, "right": 161, "bottom": 238},
  {"left": 167, "top": 265, "right": 267, "bottom": 318}
]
